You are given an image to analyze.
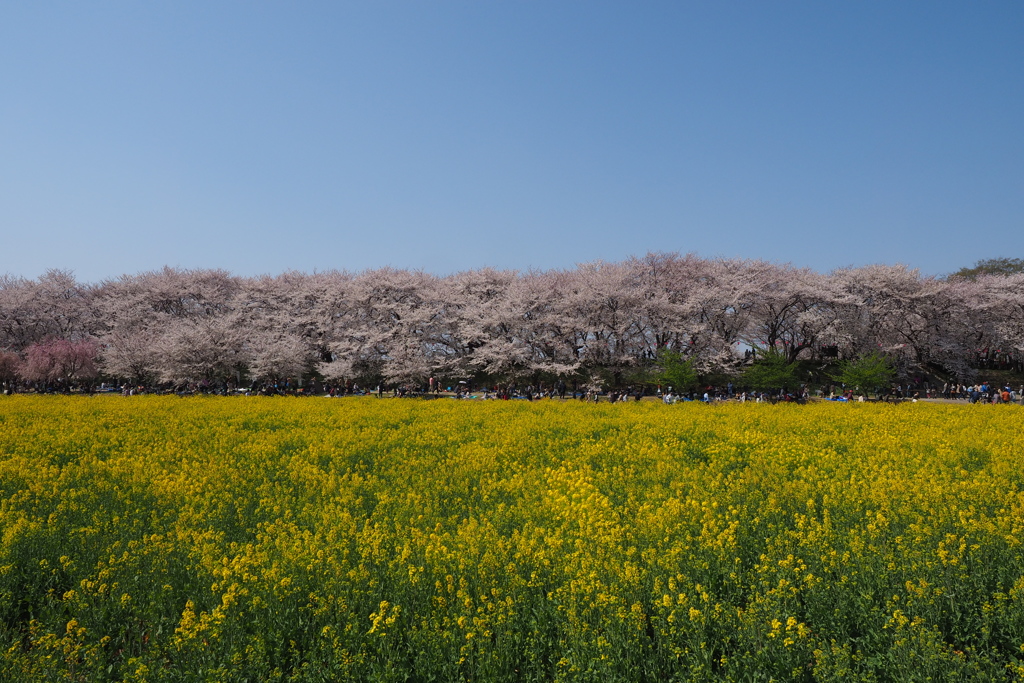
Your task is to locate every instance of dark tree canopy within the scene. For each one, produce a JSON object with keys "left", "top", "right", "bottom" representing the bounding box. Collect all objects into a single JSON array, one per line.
[
  {"left": 653, "top": 348, "right": 699, "bottom": 392},
  {"left": 742, "top": 346, "right": 800, "bottom": 393},
  {"left": 832, "top": 352, "right": 895, "bottom": 395},
  {"left": 948, "top": 257, "right": 1024, "bottom": 281}
]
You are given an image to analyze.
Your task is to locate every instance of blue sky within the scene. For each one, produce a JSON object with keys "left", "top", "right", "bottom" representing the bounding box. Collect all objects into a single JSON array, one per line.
[{"left": 2, "top": 2, "right": 1022, "bottom": 282}]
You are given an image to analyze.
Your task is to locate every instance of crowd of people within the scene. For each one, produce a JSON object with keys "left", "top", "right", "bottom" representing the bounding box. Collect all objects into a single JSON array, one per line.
[
  {"left": 940, "top": 382, "right": 1022, "bottom": 403},
  {"left": 6, "top": 374, "right": 1024, "bottom": 407}
]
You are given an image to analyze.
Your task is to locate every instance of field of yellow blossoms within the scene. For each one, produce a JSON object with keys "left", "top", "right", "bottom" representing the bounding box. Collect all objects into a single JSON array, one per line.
[{"left": 1, "top": 396, "right": 1023, "bottom": 681}]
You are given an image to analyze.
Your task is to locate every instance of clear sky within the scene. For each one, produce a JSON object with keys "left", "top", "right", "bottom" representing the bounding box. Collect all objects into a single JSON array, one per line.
[{"left": 2, "top": 2, "right": 1022, "bottom": 283}]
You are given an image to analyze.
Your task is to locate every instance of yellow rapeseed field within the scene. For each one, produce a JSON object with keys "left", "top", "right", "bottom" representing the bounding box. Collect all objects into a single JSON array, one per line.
[{"left": 1, "top": 396, "right": 1023, "bottom": 681}]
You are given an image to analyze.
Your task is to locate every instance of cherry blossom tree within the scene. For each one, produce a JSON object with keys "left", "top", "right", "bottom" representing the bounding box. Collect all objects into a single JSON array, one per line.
[
  {"left": 514, "top": 269, "right": 585, "bottom": 378},
  {"left": 19, "top": 338, "right": 98, "bottom": 387},
  {"left": 151, "top": 315, "right": 249, "bottom": 387},
  {"left": 94, "top": 268, "right": 250, "bottom": 387},
  {"left": 0, "top": 275, "right": 37, "bottom": 350},
  {"left": 561, "top": 260, "right": 647, "bottom": 384},
  {"left": 236, "top": 273, "right": 320, "bottom": 384},
  {"left": 830, "top": 264, "right": 976, "bottom": 379},
  {"left": 98, "top": 330, "right": 161, "bottom": 385},
  {"left": 675, "top": 258, "right": 755, "bottom": 373},
  {"left": 317, "top": 268, "right": 444, "bottom": 384},
  {"left": 623, "top": 252, "right": 699, "bottom": 360},
  {"left": 437, "top": 268, "right": 531, "bottom": 379},
  {"left": 743, "top": 262, "right": 842, "bottom": 363},
  {"left": 964, "top": 273, "right": 1024, "bottom": 372},
  {"left": 247, "top": 334, "right": 314, "bottom": 384},
  {"left": 4, "top": 255, "right": 1024, "bottom": 389},
  {"left": 0, "top": 270, "right": 97, "bottom": 350}
]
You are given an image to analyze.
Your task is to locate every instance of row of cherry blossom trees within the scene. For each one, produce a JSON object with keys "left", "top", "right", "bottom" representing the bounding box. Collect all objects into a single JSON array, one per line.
[{"left": 1, "top": 254, "right": 1022, "bottom": 391}]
